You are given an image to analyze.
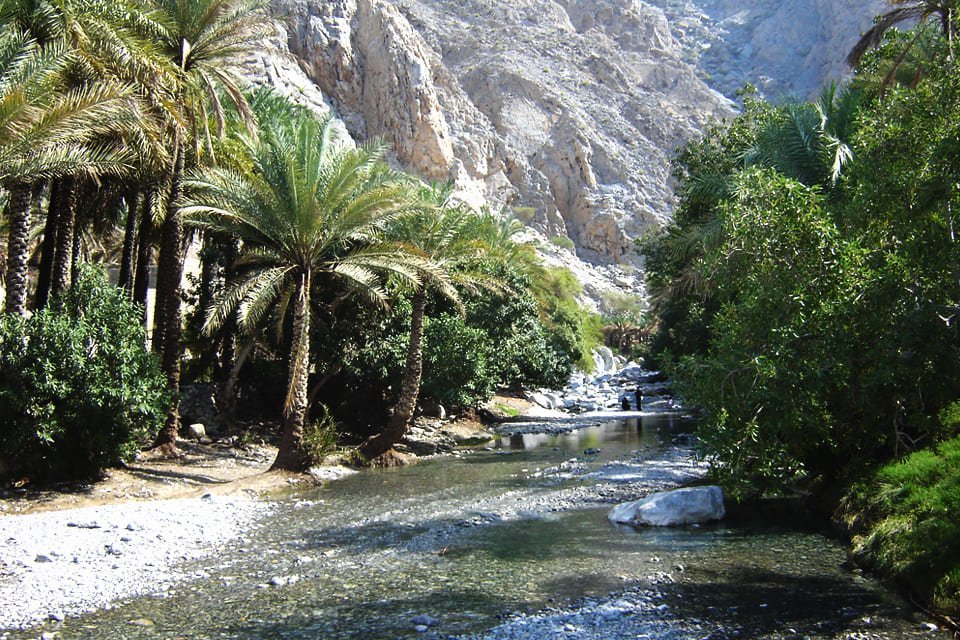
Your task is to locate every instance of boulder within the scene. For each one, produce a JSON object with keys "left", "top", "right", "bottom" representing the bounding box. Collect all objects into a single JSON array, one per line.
[
  {"left": 608, "top": 486, "right": 725, "bottom": 527},
  {"left": 183, "top": 423, "right": 206, "bottom": 441},
  {"left": 598, "top": 347, "right": 616, "bottom": 374},
  {"left": 419, "top": 399, "right": 446, "bottom": 420},
  {"left": 529, "top": 392, "right": 556, "bottom": 410}
]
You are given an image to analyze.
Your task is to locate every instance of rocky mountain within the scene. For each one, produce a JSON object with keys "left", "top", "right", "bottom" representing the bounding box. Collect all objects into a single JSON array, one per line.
[{"left": 244, "top": 0, "right": 887, "bottom": 304}]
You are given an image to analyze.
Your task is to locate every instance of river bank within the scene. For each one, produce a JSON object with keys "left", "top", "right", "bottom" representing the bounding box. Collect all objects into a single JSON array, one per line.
[{"left": 2, "top": 413, "right": 951, "bottom": 639}]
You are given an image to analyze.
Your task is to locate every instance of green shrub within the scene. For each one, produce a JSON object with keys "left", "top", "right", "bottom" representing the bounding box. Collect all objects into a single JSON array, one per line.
[
  {"left": 302, "top": 405, "right": 339, "bottom": 465},
  {"left": 0, "top": 266, "right": 170, "bottom": 480},
  {"left": 421, "top": 314, "right": 495, "bottom": 408},
  {"left": 841, "top": 437, "right": 960, "bottom": 616},
  {"left": 549, "top": 235, "right": 575, "bottom": 251}
]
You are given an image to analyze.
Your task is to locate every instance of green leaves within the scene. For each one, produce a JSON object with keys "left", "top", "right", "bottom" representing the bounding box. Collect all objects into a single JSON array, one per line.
[
  {"left": 647, "top": 58, "right": 960, "bottom": 496},
  {"left": 0, "top": 266, "right": 169, "bottom": 480}
]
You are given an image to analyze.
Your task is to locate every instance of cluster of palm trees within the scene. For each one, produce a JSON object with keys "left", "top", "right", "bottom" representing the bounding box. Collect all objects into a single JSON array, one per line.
[
  {"left": 0, "top": 0, "right": 539, "bottom": 470},
  {"left": 1, "top": 0, "right": 268, "bottom": 451}
]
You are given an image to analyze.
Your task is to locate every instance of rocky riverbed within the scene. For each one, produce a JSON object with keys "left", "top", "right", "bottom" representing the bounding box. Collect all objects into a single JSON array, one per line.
[{"left": 0, "top": 495, "right": 271, "bottom": 631}]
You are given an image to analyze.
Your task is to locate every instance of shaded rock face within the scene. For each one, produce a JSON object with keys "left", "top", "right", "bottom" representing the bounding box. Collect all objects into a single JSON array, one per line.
[
  {"left": 255, "top": 0, "right": 885, "bottom": 266},
  {"left": 650, "top": 0, "right": 889, "bottom": 101}
]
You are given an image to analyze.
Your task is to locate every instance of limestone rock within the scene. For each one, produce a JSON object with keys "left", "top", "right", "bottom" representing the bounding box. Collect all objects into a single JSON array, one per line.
[
  {"left": 254, "top": 0, "right": 885, "bottom": 300},
  {"left": 183, "top": 423, "right": 206, "bottom": 441},
  {"left": 609, "top": 485, "right": 725, "bottom": 527}
]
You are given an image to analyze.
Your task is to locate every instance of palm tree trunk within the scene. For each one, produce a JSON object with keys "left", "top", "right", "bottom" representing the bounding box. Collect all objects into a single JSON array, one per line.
[
  {"left": 118, "top": 190, "right": 139, "bottom": 292},
  {"left": 218, "top": 237, "right": 239, "bottom": 380},
  {"left": 152, "top": 142, "right": 186, "bottom": 453},
  {"left": 34, "top": 179, "right": 61, "bottom": 310},
  {"left": 271, "top": 271, "right": 312, "bottom": 471},
  {"left": 217, "top": 334, "right": 255, "bottom": 421},
  {"left": 70, "top": 209, "right": 82, "bottom": 285},
  {"left": 51, "top": 176, "right": 78, "bottom": 296},
  {"left": 133, "top": 193, "right": 153, "bottom": 327},
  {"left": 359, "top": 288, "right": 426, "bottom": 460},
  {"left": 3, "top": 182, "right": 34, "bottom": 317}
]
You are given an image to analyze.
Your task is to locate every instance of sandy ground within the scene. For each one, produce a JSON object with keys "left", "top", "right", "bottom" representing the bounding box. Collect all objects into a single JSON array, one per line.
[{"left": 0, "top": 441, "right": 298, "bottom": 516}]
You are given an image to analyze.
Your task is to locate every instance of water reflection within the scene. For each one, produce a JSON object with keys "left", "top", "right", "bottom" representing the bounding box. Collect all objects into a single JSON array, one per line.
[{"left": 497, "top": 414, "right": 688, "bottom": 452}]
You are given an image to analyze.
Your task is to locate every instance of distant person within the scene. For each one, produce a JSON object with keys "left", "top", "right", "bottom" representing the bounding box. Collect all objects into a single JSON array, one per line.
[
  {"left": 635, "top": 388, "right": 643, "bottom": 409},
  {"left": 621, "top": 396, "right": 630, "bottom": 411}
]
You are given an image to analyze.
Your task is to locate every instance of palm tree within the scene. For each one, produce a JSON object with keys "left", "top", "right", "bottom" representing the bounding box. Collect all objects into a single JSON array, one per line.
[
  {"left": 146, "top": 0, "right": 267, "bottom": 452},
  {"left": 745, "top": 84, "right": 862, "bottom": 189},
  {"left": 183, "top": 110, "right": 422, "bottom": 471},
  {"left": 359, "top": 183, "right": 503, "bottom": 461},
  {"left": 0, "top": 29, "right": 142, "bottom": 315},
  {"left": 848, "top": 0, "right": 957, "bottom": 68}
]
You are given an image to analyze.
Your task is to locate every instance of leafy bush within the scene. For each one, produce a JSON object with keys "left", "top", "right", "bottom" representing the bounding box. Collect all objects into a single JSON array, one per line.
[
  {"left": 0, "top": 267, "right": 170, "bottom": 480},
  {"left": 421, "top": 314, "right": 495, "bottom": 408},
  {"left": 841, "top": 437, "right": 960, "bottom": 616},
  {"left": 549, "top": 235, "right": 575, "bottom": 251},
  {"left": 302, "top": 405, "right": 339, "bottom": 465}
]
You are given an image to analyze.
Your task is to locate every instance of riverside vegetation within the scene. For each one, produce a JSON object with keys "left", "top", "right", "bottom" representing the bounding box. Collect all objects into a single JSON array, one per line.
[
  {"left": 643, "top": 1, "right": 960, "bottom": 623},
  {"left": 1, "top": 0, "right": 958, "bottom": 632},
  {"left": 0, "top": 0, "right": 602, "bottom": 479}
]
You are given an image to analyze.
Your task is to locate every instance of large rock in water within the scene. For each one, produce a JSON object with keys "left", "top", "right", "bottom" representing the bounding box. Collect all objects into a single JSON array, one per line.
[{"left": 609, "top": 485, "right": 725, "bottom": 527}]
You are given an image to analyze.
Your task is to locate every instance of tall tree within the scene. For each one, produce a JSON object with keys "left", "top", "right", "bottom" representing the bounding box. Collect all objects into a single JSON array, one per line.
[
  {"left": 848, "top": 0, "right": 957, "bottom": 68},
  {"left": 359, "top": 183, "right": 501, "bottom": 461},
  {"left": 146, "top": 0, "right": 266, "bottom": 453},
  {"left": 183, "top": 110, "right": 421, "bottom": 471},
  {"left": 0, "top": 29, "right": 140, "bottom": 315}
]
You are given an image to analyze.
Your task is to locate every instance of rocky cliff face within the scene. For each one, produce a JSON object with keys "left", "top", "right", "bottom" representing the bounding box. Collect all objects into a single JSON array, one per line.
[{"left": 246, "top": 0, "right": 887, "bottom": 303}]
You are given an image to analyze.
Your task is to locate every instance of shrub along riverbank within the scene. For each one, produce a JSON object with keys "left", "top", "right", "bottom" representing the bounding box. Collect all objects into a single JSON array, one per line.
[
  {"left": 838, "top": 436, "right": 960, "bottom": 620},
  {"left": 642, "top": 16, "right": 960, "bottom": 622}
]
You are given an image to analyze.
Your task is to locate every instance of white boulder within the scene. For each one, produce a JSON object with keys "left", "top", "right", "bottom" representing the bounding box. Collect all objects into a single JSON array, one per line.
[
  {"left": 608, "top": 486, "right": 725, "bottom": 527},
  {"left": 529, "top": 392, "right": 556, "bottom": 410},
  {"left": 183, "top": 423, "right": 206, "bottom": 441}
]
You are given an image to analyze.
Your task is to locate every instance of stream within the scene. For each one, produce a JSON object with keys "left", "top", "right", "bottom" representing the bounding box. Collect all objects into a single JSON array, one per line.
[{"left": 8, "top": 413, "right": 949, "bottom": 639}]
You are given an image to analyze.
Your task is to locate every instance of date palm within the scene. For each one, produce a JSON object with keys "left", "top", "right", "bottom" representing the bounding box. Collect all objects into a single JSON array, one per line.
[
  {"left": 359, "top": 183, "right": 504, "bottom": 461},
  {"left": 183, "top": 110, "right": 422, "bottom": 471},
  {"left": 146, "top": 0, "right": 267, "bottom": 452},
  {"left": 848, "top": 0, "right": 957, "bottom": 69},
  {"left": 0, "top": 29, "right": 141, "bottom": 315}
]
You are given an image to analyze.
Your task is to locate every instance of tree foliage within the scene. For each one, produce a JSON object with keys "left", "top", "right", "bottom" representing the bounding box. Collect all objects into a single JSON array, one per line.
[
  {"left": 0, "top": 266, "right": 169, "bottom": 480},
  {"left": 646, "top": 26, "right": 960, "bottom": 497}
]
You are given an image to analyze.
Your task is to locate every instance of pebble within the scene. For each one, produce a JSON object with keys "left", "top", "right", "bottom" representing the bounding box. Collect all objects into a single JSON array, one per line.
[
  {"left": 0, "top": 496, "right": 270, "bottom": 629},
  {"left": 128, "top": 618, "right": 155, "bottom": 627},
  {"left": 412, "top": 614, "right": 440, "bottom": 627}
]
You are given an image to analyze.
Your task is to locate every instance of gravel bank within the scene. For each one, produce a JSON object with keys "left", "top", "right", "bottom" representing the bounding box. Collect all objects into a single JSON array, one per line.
[{"left": 0, "top": 495, "right": 271, "bottom": 630}]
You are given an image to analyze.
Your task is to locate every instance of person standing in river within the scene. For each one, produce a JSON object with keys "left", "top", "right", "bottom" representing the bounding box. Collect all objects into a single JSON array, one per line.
[{"left": 635, "top": 388, "right": 643, "bottom": 410}]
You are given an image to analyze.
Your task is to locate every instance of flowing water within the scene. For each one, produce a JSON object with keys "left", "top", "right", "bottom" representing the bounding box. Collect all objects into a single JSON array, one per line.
[{"left": 9, "top": 415, "right": 950, "bottom": 639}]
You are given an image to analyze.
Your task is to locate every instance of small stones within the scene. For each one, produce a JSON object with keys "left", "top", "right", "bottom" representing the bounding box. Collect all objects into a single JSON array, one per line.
[
  {"left": 268, "top": 575, "right": 300, "bottom": 587},
  {"left": 34, "top": 554, "right": 53, "bottom": 563},
  {"left": 411, "top": 614, "right": 439, "bottom": 627},
  {"left": 48, "top": 611, "right": 64, "bottom": 622},
  {"left": 128, "top": 618, "right": 155, "bottom": 627}
]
